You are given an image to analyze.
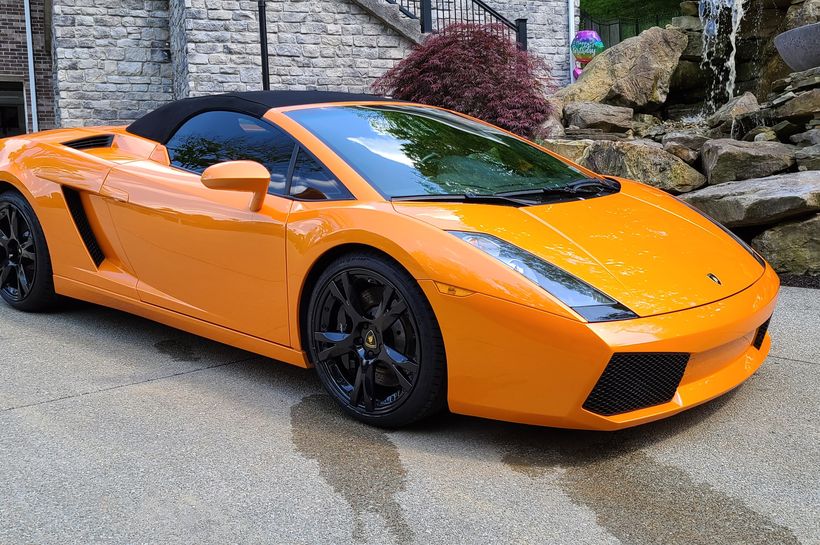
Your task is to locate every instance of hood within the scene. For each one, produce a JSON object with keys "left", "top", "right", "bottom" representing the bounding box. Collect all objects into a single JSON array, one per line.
[{"left": 394, "top": 182, "right": 765, "bottom": 318}]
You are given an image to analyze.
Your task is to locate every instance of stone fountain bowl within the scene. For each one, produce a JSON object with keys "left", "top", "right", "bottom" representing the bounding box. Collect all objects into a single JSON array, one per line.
[{"left": 775, "top": 22, "right": 820, "bottom": 72}]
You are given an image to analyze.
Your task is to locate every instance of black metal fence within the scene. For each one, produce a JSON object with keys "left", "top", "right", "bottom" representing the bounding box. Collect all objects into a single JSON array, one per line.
[{"left": 579, "top": 9, "right": 680, "bottom": 48}]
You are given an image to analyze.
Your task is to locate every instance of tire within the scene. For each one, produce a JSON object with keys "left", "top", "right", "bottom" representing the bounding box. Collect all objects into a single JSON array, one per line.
[
  {"left": 0, "top": 190, "right": 60, "bottom": 312},
  {"left": 306, "top": 251, "right": 447, "bottom": 428}
]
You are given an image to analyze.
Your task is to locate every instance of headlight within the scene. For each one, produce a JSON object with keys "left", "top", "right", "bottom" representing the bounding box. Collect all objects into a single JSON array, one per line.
[
  {"left": 677, "top": 198, "right": 766, "bottom": 269},
  {"left": 449, "top": 231, "right": 637, "bottom": 322}
]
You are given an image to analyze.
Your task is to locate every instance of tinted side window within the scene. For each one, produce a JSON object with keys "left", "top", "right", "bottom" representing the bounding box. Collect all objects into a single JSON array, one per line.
[
  {"left": 166, "top": 111, "right": 294, "bottom": 194},
  {"left": 289, "top": 149, "right": 352, "bottom": 200}
]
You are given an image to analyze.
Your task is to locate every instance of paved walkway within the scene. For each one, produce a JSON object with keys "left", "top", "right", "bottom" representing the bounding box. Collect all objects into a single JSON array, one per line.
[{"left": 1, "top": 287, "right": 818, "bottom": 544}]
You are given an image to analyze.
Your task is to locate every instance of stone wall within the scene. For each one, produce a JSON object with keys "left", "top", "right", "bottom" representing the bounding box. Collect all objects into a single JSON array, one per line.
[
  {"left": 51, "top": 0, "right": 173, "bottom": 126},
  {"left": 261, "top": 0, "right": 414, "bottom": 93},
  {"left": 0, "top": 0, "right": 56, "bottom": 130},
  {"left": 48, "top": 0, "right": 576, "bottom": 125},
  {"left": 172, "top": 0, "right": 262, "bottom": 97},
  {"left": 483, "top": 0, "right": 580, "bottom": 86}
]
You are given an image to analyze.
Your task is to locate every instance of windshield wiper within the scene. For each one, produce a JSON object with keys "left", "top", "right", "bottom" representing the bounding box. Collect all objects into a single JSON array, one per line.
[
  {"left": 495, "top": 178, "right": 620, "bottom": 200},
  {"left": 391, "top": 193, "right": 535, "bottom": 207}
]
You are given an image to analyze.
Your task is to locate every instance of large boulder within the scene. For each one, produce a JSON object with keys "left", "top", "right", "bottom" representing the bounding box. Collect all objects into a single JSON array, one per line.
[
  {"left": 752, "top": 214, "right": 820, "bottom": 275},
  {"left": 555, "top": 27, "right": 688, "bottom": 111},
  {"left": 796, "top": 144, "right": 820, "bottom": 170},
  {"left": 563, "top": 102, "right": 634, "bottom": 133},
  {"left": 701, "top": 139, "right": 796, "bottom": 184},
  {"left": 663, "top": 142, "right": 699, "bottom": 165},
  {"left": 681, "top": 171, "right": 820, "bottom": 227},
  {"left": 671, "top": 15, "right": 703, "bottom": 31},
  {"left": 785, "top": 0, "right": 820, "bottom": 30},
  {"left": 706, "top": 92, "right": 760, "bottom": 129},
  {"left": 776, "top": 89, "right": 820, "bottom": 121},
  {"left": 661, "top": 131, "right": 710, "bottom": 151},
  {"left": 536, "top": 96, "right": 566, "bottom": 138},
  {"left": 539, "top": 139, "right": 593, "bottom": 163},
  {"left": 791, "top": 129, "right": 820, "bottom": 146},
  {"left": 540, "top": 139, "right": 705, "bottom": 193}
]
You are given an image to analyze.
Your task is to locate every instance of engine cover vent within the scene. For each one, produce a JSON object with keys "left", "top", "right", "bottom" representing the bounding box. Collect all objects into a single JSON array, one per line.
[{"left": 63, "top": 135, "right": 115, "bottom": 151}]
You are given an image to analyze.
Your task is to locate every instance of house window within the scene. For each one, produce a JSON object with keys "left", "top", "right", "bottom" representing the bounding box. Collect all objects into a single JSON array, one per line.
[{"left": 0, "top": 82, "right": 27, "bottom": 138}]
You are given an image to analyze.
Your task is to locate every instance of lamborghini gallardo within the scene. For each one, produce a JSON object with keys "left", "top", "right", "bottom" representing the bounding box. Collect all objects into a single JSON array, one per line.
[{"left": 0, "top": 91, "right": 779, "bottom": 428}]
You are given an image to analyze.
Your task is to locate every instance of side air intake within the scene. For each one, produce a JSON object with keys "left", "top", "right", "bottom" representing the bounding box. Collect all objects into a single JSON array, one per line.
[
  {"left": 583, "top": 353, "right": 690, "bottom": 416},
  {"left": 62, "top": 187, "right": 105, "bottom": 267},
  {"left": 63, "top": 135, "right": 115, "bottom": 151}
]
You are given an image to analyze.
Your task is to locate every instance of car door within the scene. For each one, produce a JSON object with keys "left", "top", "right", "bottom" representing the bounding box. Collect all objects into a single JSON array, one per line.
[{"left": 102, "top": 111, "right": 296, "bottom": 345}]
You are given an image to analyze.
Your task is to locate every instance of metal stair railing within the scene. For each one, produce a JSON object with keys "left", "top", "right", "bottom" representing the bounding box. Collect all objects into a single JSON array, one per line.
[
  {"left": 386, "top": 0, "right": 528, "bottom": 50},
  {"left": 255, "top": 0, "right": 528, "bottom": 90}
]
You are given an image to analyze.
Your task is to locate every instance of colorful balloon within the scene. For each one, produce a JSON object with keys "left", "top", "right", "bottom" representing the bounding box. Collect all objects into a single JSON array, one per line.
[{"left": 571, "top": 30, "right": 604, "bottom": 79}]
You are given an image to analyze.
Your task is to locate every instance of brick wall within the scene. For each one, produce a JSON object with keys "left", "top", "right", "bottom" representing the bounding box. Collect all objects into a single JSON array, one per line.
[
  {"left": 0, "top": 0, "right": 56, "bottom": 130},
  {"left": 51, "top": 0, "right": 174, "bottom": 126}
]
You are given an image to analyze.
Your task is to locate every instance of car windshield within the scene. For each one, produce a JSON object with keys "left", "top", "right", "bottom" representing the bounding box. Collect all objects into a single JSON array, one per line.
[{"left": 286, "top": 105, "right": 593, "bottom": 199}]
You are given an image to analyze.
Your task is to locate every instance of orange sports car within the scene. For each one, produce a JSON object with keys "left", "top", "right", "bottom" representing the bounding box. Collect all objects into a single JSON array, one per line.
[{"left": 0, "top": 91, "right": 778, "bottom": 429}]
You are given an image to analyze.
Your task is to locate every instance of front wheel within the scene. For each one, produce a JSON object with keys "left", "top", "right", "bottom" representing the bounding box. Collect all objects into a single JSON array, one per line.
[{"left": 306, "top": 252, "right": 447, "bottom": 428}]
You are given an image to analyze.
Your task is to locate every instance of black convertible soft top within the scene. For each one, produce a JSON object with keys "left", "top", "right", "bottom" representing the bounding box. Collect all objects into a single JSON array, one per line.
[{"left": 126, "top": 91, "right": 396, "bottom": 144}]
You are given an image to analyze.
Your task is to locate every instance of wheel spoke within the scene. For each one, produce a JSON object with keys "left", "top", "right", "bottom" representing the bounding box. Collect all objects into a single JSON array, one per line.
[
  {"left": 0, "top": 233, "right": 8, "bottom": 251},
  {"left": 0, "top": 263, "right": 11, "bottom": 287},
  {"left": 349, "top": 364, "right": 364, "bottom": 406},
  {"left": 387, "top": 360, "right": 413, "bottom": 390},
  {"left": 9, "top": 208, "right": 21, "bottom": 240},
  {"left": 314, "top": 331, "right": 355, "bottom": 361},
  {"left": 362, "top": 362, "right": 376, "bottom": 412},
  {"left": 329, "top": 272, "right": 365, "bottom": 325},
  {"left": 16, "top": 265, "right": 30, "bottom": 297},
  {"left": 374, "top": 299, "right": 407, "bottom": 331},
  {"left": 0, "top": 206, "right": 10, "bottom": 239},
  {"left": 374, "top": 285, "right": 394, "bottom": 320},
  {"left": 382, "top": 345, "right": 420, "bottom": 375}
]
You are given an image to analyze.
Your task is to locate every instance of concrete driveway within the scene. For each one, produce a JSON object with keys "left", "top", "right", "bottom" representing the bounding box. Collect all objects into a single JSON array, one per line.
[{"left": 1, "top": 287, "right": 818, "bottom": 545}]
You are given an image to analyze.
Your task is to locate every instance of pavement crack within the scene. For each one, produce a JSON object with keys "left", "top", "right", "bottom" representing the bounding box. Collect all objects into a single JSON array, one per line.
[
  {"left": 768, "top": 355, "right": 820, "bottom": 366},
  {"left": 1, "top": 356, "right": 257, "bottom": 413}
]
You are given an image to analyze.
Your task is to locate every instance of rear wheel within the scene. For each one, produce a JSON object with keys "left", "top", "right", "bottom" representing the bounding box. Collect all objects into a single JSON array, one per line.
[
  {"left": 0, "top": 191, "right": 59, "bottom": 312},
  {"left": 306, "top": 252, "right": 447, "bottom": 428}
]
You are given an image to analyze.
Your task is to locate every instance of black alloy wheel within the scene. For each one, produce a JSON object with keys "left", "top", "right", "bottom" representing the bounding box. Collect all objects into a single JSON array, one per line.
[
  {"left": 0, "top": 191, "right": 58, "bottom": 311},
  {"left": 307, "top": 252, "right": 447, "bottom": 427},
  {"left": 0, "top": 201, "right": 36, "bottom": 301}
]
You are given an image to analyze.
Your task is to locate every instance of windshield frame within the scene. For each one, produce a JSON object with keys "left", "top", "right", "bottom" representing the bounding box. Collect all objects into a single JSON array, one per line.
[{"left": 282, "top": 103, "right": 607, "bottom": 202}]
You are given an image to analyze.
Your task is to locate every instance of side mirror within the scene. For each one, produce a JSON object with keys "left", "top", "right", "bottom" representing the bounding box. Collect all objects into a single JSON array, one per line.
[{"left": 201, "top": 160, "right": 270, "bottom": 212}]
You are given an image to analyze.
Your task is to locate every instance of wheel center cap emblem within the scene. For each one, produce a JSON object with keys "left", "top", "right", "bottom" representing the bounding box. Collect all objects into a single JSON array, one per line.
[
  {"left": 363, "top": 329, "right": 378, "bottom": 350},
  {"left": 7, "top": 240, "right": 20, "bottom": 263},
  {"left": 707, "top": 273, "right": 722, "bottom": 285}
]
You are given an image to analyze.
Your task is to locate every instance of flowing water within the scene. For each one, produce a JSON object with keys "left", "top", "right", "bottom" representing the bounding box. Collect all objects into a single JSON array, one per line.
[{"left": 700, "top": 0, "right": 749, "bottom": 113}]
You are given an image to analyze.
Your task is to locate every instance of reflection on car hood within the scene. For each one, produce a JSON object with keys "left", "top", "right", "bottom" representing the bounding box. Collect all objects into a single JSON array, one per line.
[{"left": 393, "top": 180, "right": 765, "bottom": 317}]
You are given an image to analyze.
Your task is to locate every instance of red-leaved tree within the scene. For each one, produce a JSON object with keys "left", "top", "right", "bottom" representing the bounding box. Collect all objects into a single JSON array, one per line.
[{"left": 373, "top": 24, "right": 553, "bottom": 138}]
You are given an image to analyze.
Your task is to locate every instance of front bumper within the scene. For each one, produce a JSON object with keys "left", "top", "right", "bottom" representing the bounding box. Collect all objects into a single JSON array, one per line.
[{"left": 421, "top": 265, "right": 780, "bottom": 430}]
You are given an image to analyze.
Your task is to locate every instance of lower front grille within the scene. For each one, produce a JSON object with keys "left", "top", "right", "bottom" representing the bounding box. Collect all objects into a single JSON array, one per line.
[
  {"left": 583, "top": 353, "right": 690, "bottom": 416},
  {"left": 753, "top": 317, "right": 771, "bottom": 350}
]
